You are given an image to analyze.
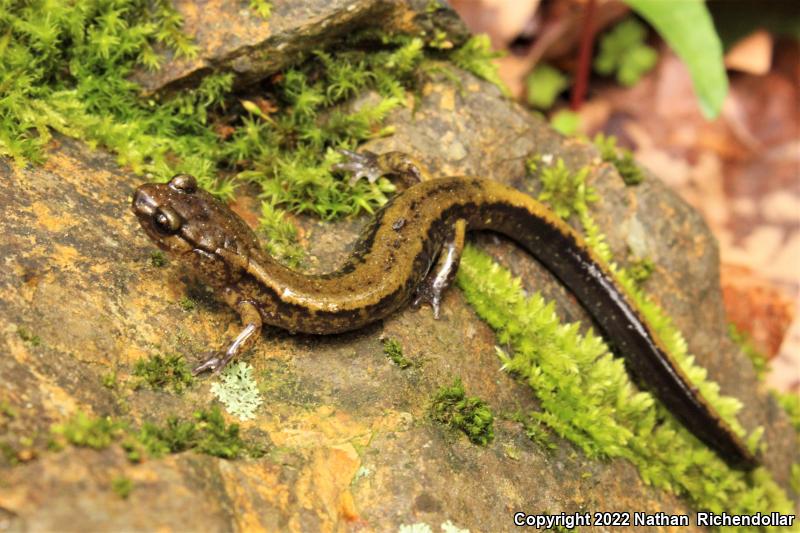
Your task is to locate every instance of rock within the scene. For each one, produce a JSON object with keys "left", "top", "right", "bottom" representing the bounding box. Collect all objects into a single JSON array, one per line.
[
  {"left": 0, "top": 2, "right": 797, "bottom": 532},
  {"left": 131, "top": 0, "right": 469, "bottom": 95}
]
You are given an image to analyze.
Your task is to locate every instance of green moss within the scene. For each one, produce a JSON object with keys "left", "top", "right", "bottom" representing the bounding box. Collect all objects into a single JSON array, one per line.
[
  {"left": 455, "top": 156, "right": 794, "bottom": 523},
  {"left": 194, "top": 407, "right": 250, "bottom": 458},
  {"left": 383, "top": 338, "right": 413, "bottom": 369},
  {"left": 728, "top": 323, "right": 768, "bottom": 381},
  {"left": 593, "top": 133, "right": 645, "bottom": 186},
  {"left": 127, "top": 406, "right": 255, "bottom": 460},
  {"left": 430, "top": 378, "right": 494, "bottom": 446},
  {"left": 111, "top": 476, "right": 133, "bottom": 499},
  {"left": 51, "top": 411, "right": 125, "bottom": 450},
  {"left": 1, "top": 4, "right": 510, "bottom": 267},
  {"left": 457, "top": 246, "right": 792, "bottom": 525},
  {"left": 0, "top": 0, "right": 204, "bottom": 167},
  {"left": 248, "top": 0, "right": 271, "bottom": 19},
  {"left": 132, "top": 353, "right": 193, "bottom": 394},
  {"left": 627, "top": 257, "right": 655, "bottom": 286},
  {"left": 16, "top": 326, "right": 41, "bottom": 346},
  {"left": 450, "top": 34, "right": 508, "bottom": 96},
  {"left": 453, "top": 149, "right": 795, "bottom": 524},
  {"left": 0, "top": 441, "right": 19, "bottom": 466},
  {"left": 149, "top": 250, "right": 167, "bottom": 267},
  {"left": 101, "top": 372, "right": 118, "bottom": 390},
  {"left": 773, "top": 391, "right": 800, "bottom": 434},
  {"left": 127, "top": 416, "right": 199, "bottom": 460},
  {"left": 537, "top": 158, "right": 595, "bottom": 220},
  {"left": 225, "top": 38, "right": 431, "bottom": 263},
  {"left": 0, "top": 401, "right": 17, "bottom": 420},
  {"left": 178, "top": 296, "right": 196, "bottom": 312},
  {"left": 48, "top": 407, "right": 259, "bottom": 462}
]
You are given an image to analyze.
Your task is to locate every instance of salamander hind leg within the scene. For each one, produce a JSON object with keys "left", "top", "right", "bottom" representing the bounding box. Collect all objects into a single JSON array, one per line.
[
  {"left": 333, "top": 149, "right": 433, "bottom": 187},
  {"left": 192, "top": 300, "right": 263, "bottom": 375},
  {"left": 412, "top": 219, "right": 467, "bottom": 319}
]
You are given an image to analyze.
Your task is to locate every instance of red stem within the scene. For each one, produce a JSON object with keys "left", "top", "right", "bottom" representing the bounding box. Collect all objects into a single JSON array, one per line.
[{"left": 571, "top": 0, "right": 598, "bottom": 110}]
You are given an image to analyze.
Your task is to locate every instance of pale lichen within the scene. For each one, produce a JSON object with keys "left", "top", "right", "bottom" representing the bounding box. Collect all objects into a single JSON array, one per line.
[{"left": 211, "top": 362, "right": 263, "bottom": 421}]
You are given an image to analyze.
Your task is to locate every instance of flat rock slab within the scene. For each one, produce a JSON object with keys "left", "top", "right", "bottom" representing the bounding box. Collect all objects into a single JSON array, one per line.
[{"left": 0, "top": 69, "right": 797, "bottom": 531}]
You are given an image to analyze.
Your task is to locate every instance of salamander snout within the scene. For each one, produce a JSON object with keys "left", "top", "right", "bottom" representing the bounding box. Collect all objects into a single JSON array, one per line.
[{"left": 131, "top": 177, "right": 195, "bottom": 254}]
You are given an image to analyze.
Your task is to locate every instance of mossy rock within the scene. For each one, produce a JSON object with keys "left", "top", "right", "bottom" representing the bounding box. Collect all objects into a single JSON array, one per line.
[{"left": 0, "top": 1, "right": 796, "bottom": 531}]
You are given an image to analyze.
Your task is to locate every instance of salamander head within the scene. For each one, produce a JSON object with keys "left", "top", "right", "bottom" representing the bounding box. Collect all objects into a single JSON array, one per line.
[{"left": 131, "top": 175, "right": 261, "bottom": 280}]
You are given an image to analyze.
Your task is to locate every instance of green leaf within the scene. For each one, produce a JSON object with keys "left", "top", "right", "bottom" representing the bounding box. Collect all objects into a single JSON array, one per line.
[
  {"left": 549, "top": 109, "right": 580, "bottom": 136},
  {"left": 525, "top": 64, "right": 569, "bottom": 109},
  {"left": 624, "top": 0, "right": 728, "bottom": 118}
]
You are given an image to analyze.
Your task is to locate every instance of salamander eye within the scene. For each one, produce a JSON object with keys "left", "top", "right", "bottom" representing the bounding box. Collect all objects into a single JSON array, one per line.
[
  {"left": 154, "top": 207, "right": 182, "bottom": 234},
  {"left": 169, "top": 174, "right": 197, "bottom": 193}
]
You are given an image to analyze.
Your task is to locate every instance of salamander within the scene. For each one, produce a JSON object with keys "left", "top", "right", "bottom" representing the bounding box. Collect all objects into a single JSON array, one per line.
[{"left": 131, "top": 149, "right": 757, "bottom": 469}]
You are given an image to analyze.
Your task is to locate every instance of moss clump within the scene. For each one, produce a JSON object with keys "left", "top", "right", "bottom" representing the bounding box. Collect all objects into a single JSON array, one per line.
[
  {"left": 0, "top": 401, "right": 17, "bottom": 421},
  {"left": 537, "top": 158, "right": 594, "bottom": 220},
  {"left": 126, "top": 416, "right": 199, "bottom": 460},
  {"left": 49, "top": 407, "right": 258, "bottom": 462},
  {"left": 132, "top": 354, "right": 193, "bottom": 394},
  {"left": 51, "top": 411, "right": 125, "bottom": 450},
  {"left": 383, "top": 338, "right": 413, "bottom": 369},
  {"left": 534, "top": 156, "right": 611, "bottom": 261},
  {"left": 450, "top": 34, "right": 508, "bottom": 96},
  {"left": 16, "top": 326, "right": 41, "bottom": 346},
  {"left": 627, "top": 257, "right": 655, "bottom": 286},
  {"left": 128, "top": 407, "right": 259, "bottom": 460},
  {"left": 101, "top": 372, "right": 118, "bottom": 390},
  {"left": 248, "top": 0, "right": 271, "bottom": 19},
  {"left": 193, "top": 407, "right": 251, "bottom": 458},
  {"left": 594, "top": 133, "right": 645, "bottom": 186},
  {"left": 773, "top": 391, "right": 800, "bottom": 434},
  {"left": 149, "top": 250, "right": 167, "bottom": 267},
  {"left": 178, "top": 296, "right": 196, "bottom": 312},
  {"left": 506, "top": 411, "right": 557, "bottom": 452},
  {"left": 1, "top": 442, "right": 19, "bottom": 466},
  {"left": 430, "top": 378, "right": 494, "bottom": 446},
  {"left": 111, "top": 476, "right": 133, "bottom": 499}
]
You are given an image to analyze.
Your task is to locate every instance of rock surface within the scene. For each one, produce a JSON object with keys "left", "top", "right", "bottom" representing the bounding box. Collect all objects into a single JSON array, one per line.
[
  {"left": 131, "top": 0, "right": 468, "bottom": 94},
  {"left": 0, "top": 2, "right": 797, "bottom": 532}
]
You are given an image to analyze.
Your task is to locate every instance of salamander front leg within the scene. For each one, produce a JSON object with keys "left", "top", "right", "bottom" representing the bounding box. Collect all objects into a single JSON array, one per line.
[
  {"left": 412, "top": 219, "right": 467, "bottom": 319},
  {"left": 333, "top": 149, "right": 433, "bottom": 186},
  {"left": 192, "top": 300, "right": 262, "bottom": 375}
]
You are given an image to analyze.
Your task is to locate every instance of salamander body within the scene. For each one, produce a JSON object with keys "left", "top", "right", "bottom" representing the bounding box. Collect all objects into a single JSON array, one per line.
[{"left": 132, "top": 150, "right": 756, "bottom": 469}]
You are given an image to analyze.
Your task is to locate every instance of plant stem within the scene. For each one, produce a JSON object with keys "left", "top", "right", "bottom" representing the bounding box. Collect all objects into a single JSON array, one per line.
[{"left": 570, "top": 0, "right": 597, "bottom": 110}]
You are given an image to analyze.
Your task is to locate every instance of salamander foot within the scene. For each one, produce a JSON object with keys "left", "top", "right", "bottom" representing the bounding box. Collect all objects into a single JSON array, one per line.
[
  {"left": 332, "top": 149, "right": 383, "bottom": 185},
  {"left": 192, "top": 353, "right": 232, "bottom": 375}
]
